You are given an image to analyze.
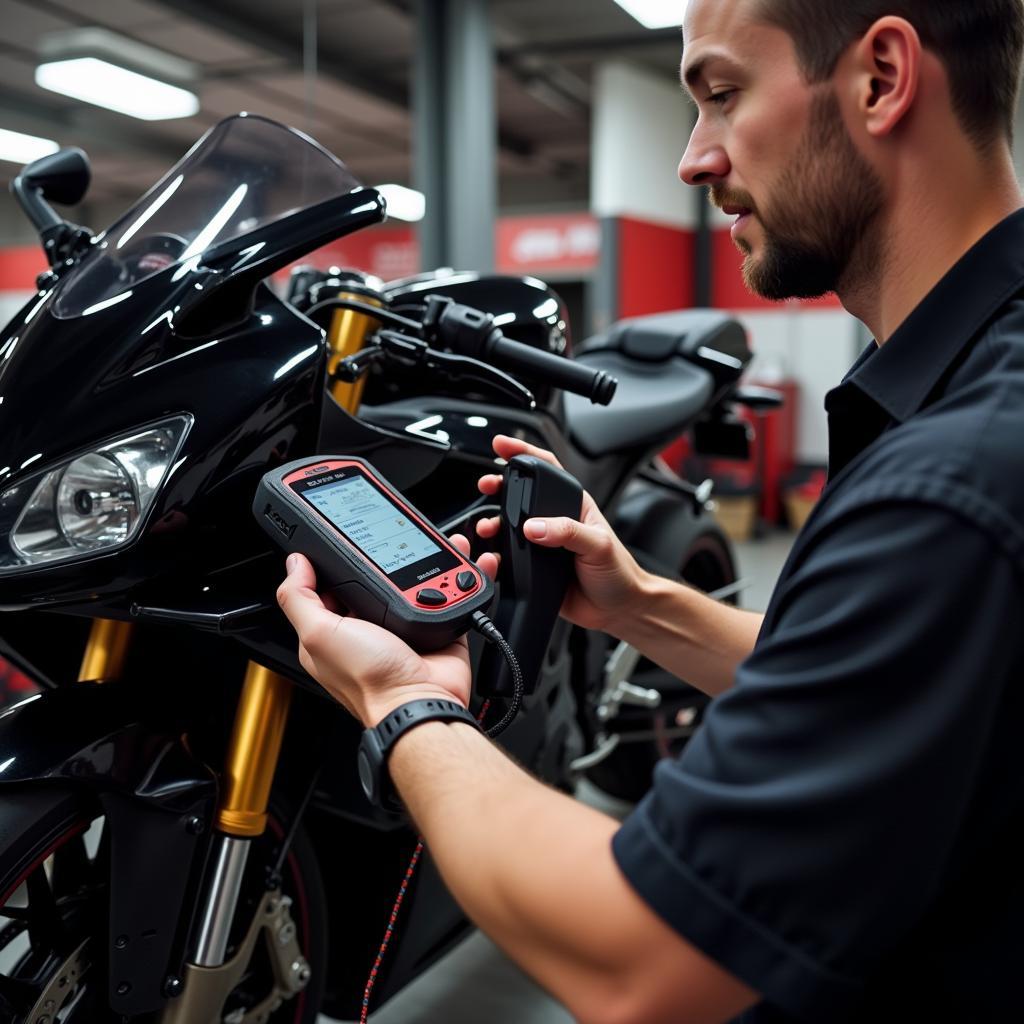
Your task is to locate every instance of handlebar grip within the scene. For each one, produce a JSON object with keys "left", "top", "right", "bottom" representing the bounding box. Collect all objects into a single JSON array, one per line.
[
  {"left": 486, "top": 334, "right": 618, "bottom": 406},
  {"left": 430, "top": 298, "right": 617, "bottom": 405}
]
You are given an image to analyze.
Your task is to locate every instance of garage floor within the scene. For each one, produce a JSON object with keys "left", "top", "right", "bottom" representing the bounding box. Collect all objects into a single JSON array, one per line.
[{"left": 318, "top": 530, "right": 794, "bottom": 1024}]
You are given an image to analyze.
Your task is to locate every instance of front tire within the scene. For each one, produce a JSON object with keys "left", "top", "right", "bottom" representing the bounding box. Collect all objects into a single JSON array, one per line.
[{"left": 0, "top": 787, "right": 327, "bottom": 1023}]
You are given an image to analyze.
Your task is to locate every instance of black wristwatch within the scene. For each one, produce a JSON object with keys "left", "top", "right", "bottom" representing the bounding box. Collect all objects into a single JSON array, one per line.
[{"left": 357, "top": 698, "right": 480, "bottom": 809}]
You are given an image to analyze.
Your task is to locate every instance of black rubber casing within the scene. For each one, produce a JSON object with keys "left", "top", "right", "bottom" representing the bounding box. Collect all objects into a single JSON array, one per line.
[
  {"left": 478, "top": 455, "right": 583, "bottom": 697},
  {"left": 254, "top": 456, "right": 494, "bottom": 652}
]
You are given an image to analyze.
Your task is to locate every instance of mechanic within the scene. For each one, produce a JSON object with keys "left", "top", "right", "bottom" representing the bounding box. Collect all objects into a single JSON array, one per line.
[{"left": 277, "top": 1, "right": 1024, "bottom": 1021}]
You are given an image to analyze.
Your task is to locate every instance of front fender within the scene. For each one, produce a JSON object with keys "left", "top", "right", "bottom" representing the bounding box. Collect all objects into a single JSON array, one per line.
[
  {"left": 0, "top": 682, "right": 218, "bottom": 1016},
  {"left": 0, "top": 681, "right": 216, "bottom": 811}
]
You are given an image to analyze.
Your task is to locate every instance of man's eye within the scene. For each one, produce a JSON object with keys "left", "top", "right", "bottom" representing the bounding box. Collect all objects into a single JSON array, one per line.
[{"left": 707, "top": 90, "right": 735, "bottom": 106}]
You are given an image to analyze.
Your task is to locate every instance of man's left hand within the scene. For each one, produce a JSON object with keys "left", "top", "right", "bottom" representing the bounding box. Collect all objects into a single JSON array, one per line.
[{"left": 276, "top": 533, "right": 488, "bottom": 726}]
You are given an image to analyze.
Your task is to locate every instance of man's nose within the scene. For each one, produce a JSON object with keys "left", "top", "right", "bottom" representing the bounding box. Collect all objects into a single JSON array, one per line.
[{"left": 678, "top": 126, "right": 730, "bottom": 186}]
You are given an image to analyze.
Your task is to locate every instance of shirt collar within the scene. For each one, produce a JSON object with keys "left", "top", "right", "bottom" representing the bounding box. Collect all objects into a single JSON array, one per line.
[{"left": 847, "top": 207, "right": 1024, "bottom": 423}]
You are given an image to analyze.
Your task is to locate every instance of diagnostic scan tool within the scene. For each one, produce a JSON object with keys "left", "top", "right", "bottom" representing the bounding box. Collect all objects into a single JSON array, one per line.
[{"left": 255, "top": 456, "right": 494, "bottom": 652}]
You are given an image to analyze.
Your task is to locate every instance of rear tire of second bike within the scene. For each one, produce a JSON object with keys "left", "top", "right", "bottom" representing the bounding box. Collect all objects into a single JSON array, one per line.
[{"left": 585, "top": 529, "right": 737, "bottom": 804}]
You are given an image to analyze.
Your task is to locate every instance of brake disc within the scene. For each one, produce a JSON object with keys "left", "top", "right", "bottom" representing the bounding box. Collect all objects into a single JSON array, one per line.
[{"left": 24, "top": 938, "right": 91, "bottom": 1023}]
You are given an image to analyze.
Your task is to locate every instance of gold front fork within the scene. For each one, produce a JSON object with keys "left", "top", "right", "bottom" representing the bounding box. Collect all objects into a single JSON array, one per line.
[
  {"left": 216, "top": 663, "right": 293, "bottom": 837},
  {"left": 326, "top": 290, "right": 383, "bottom": 414},
  {"left": 79, "top": 619, "right": 134, "bottom": 682}
]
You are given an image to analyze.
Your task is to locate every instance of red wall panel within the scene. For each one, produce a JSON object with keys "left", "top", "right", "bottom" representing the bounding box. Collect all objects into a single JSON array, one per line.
[
  {"left": 617, "top": 217, "right": 694, "bottom": 319},
  {"left": 0, "top": 247, "right": 45, "bottom": 291}
]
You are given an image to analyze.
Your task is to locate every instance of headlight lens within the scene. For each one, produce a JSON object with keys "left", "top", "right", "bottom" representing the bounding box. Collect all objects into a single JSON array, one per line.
[{"left": 0, "top": 416, "right": 191, "bottom": 572}]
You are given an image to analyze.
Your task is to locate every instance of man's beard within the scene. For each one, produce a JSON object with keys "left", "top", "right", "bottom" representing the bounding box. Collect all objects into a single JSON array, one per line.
[{"left": 715, "top": 90, "right": 885, "bottom": 301}]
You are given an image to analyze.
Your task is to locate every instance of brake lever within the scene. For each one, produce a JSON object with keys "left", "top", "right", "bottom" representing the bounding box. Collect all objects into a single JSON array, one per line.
[
  {"left": 335, "top": 343, "right": 386, "bottom": 382},
  {"left": 374, "top": 329, "right": 537, "bottom": 408}
]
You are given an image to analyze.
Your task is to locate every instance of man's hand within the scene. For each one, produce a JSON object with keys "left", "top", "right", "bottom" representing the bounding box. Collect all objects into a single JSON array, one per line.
[
  {"left": 476, "top": 434, "right": 647, "bottom": 635},
  {"left": 276, "top": 537, "right": 482, "bottom": 726}
]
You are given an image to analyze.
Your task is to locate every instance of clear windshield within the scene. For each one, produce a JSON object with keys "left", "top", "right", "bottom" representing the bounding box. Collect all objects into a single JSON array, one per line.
[{"left": 54, "top": 114, "right": 363, "bottom": 319}]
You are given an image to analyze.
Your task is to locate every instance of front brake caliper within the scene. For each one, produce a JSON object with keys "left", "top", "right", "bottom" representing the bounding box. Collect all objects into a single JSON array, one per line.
[{"left": 159, "top": 890, "right": 311, "bottom": 1024}]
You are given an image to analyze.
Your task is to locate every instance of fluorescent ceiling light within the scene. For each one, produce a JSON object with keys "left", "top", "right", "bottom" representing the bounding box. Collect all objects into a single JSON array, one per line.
[
  {"left": 612, "top": 0, "right": 689, "bottom": 29},
  {"left": 0, "top": 128, "right": 58, "bottom": 165},
  {"left": 35, "top": 58, "right": 199, "bottom": 121},
  {"left": 376, "top": 184, "right": 426, "bottom": 223}
]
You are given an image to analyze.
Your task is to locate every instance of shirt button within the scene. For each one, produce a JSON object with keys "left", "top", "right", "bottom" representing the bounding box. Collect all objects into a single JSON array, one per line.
[{"left": 416, "top": 588, "right": 447, "bottom": 607}]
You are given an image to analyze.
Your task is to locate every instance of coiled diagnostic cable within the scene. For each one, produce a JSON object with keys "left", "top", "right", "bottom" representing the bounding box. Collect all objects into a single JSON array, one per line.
[{"left": 358, "top": 615, "right": 524, "bottom": 1022}]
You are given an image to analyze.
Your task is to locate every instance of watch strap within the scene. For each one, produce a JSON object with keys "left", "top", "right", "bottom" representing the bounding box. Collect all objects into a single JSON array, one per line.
[{"left": 358, "top": 698, "right": 480, "bottom": 808}]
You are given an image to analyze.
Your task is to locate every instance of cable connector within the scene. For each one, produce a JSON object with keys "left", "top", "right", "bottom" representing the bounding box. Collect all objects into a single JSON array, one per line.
[
  {"left": 471, "top": 611, "right": 524, "bottom": 738},
  {"left": 471, "top": 610, "right": 503, "bottom": 643}
]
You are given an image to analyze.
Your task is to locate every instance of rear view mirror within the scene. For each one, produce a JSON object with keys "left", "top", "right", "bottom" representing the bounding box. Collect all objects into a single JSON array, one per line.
[{"left": 18, "top": 147, "right": 91, "bottom": 207}]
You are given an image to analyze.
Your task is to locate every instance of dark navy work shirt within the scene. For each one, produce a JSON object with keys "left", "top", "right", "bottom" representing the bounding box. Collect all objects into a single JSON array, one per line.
[{"left": 613, "top": 209, "right": 1024, "bottom": 1022}]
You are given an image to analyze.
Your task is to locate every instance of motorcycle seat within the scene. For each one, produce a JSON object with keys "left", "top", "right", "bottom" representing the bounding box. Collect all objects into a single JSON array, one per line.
[{"left": 564, "top": 310, "right": 748, "bottom": 459}]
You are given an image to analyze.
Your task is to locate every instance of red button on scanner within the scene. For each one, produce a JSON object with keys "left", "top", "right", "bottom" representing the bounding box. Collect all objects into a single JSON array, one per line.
[{"left": 416, "top": 588, "right": 448, "bottom": 607}]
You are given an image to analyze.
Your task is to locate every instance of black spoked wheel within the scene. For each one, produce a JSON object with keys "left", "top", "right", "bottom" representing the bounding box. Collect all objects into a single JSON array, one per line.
[
  {"left": 0, "top": 789, "right": 105, "bottom": 1024},
  {"left": 0, "top": 788, "right": 326, "bottom": 1024},
  {"left": 586, "top": 529, "right": 737, "bottom": 803}
]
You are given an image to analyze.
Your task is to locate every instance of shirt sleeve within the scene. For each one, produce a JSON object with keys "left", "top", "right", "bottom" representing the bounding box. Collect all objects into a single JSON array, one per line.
[{"left": 612, "top": 494, "right": 1021, "bottom": 1022}]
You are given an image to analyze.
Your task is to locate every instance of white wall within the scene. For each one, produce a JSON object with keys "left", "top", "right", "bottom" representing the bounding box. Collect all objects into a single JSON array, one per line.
[
  {"left": 738, "top": 307, "right": 865, "bottom": 464},
  {"left": 592, "top": 61, "right": 698, "bottom": 228}
]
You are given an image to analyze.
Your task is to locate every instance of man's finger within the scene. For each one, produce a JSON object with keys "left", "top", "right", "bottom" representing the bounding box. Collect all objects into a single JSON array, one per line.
[
  {"left": 449, "top": 533, "right": 471, "bottom": 557},
  {"left": 478, "top": 474, "right": 503, "bottom": 496},
  {"left": 476, "top": 551, "right": 500, "bottom": 581},
  {"left": 476, "top": 516, "right": 500, "bottom": 538},
  {"left": 523, "top": 516, "right": 611, "bottom": 559},
  {"left": 277, "top": 554, "right": 335, "bottom": 636},
  {"left": 491, "top": 434, "right": 563, "bottom": 470},
  {"left": 286, "top": 552, "right": 317, "bottom": 588}
]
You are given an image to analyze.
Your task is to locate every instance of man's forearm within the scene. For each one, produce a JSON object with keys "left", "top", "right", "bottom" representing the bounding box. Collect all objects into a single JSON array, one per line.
[
  {"left": 389, "top": 721, "right": 626, "bottom": 1019},
  {"left": 616, "top": 571, "right": 764, "bottom": 696},
  {"left": 388, "top": 721, "right": 755, "bottom": 1024}
]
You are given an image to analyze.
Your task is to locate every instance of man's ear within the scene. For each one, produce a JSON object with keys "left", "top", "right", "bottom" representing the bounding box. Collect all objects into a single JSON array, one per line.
[{"left": 852, "top": 16, "right": 921, "bottom": 138}]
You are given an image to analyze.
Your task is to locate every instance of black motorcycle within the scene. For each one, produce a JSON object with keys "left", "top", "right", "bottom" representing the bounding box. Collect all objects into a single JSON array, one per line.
[{"left": 0, "top": 114, "right": 761, "bottom": 1022}]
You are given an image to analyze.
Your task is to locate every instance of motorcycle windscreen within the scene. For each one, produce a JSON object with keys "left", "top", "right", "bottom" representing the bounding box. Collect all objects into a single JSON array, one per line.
[{"left": 53, "top": 113, "right": 364, "bottom": 319}]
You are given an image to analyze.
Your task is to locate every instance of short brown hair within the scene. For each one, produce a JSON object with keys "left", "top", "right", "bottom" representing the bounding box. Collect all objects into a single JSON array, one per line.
[{"left": 755, "top": 0, "right": 1024, "bottom": 148}]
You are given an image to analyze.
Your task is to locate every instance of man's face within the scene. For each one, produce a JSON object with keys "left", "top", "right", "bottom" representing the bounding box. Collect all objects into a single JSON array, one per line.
[{"left": 679, "top": 0, "right": 885, "bottom": 300}]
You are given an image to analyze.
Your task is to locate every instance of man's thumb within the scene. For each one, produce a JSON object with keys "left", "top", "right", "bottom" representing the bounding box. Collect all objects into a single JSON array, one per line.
[{"left": 523, "top": 517, "right": 607, "bottom": 558}]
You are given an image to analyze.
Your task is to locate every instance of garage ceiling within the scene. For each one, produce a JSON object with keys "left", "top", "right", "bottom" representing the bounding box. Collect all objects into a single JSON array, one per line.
[{"left": 0, "top": 0, "right": 684, "bottom": 219}]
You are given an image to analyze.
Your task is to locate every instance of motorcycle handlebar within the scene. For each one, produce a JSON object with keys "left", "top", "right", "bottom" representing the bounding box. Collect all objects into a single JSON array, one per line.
[
  {"left": 485, "top": 333, "right": 618, "bottom": 406},
  {"left": 427, "top": 297, "right": 618, "bottom": 406}
]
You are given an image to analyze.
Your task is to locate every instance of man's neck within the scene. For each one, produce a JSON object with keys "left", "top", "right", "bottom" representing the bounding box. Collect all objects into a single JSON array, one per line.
[{"left": 839, "top": 147, "right": 1023, "bottom": 344}]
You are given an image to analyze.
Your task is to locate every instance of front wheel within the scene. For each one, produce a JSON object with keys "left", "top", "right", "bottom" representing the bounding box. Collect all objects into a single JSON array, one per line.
[
  {"left": 585, "top": 529, "right": 737, "bottom": 803},
  {"left": 0, "top": 787, "right": 327, "bottom": 1023}
]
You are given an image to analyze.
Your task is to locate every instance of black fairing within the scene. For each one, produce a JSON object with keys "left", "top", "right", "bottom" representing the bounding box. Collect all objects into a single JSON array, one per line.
[{"left": 0, "top": 272, "right": 325, "bottom": 610}]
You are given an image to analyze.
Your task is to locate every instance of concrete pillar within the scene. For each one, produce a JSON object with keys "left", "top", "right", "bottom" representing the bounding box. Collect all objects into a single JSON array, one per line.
[{"left": 414, "top": 0, "right": 497, "bottom": 272}]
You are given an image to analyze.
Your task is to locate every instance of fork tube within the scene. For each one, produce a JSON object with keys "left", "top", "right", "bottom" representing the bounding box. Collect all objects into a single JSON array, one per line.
[
  {"left": 189, "top": 662, "right": 293, "bottom": 967},
  {"left": 78, "top": 618, "right": 134, "bottom": 682},
  {"left": 326, "top": 290, "right": 383, "bottom": 412},
  {"left": 192, "top": 835, "right": 251, "bottom": 966},
  {"left": 217, "top": 662, "right": 293, "bottom": 838}
]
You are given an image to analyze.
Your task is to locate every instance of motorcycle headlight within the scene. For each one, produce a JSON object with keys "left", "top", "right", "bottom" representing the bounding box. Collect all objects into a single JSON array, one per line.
[{"left": 0, "top": 416, "right": 191, "bottom": 573}]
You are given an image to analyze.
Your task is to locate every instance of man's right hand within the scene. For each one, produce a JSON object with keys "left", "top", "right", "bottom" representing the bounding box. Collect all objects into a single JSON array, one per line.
[{"left": 476, "top": 434, "right": 647, "bottom": 635}]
